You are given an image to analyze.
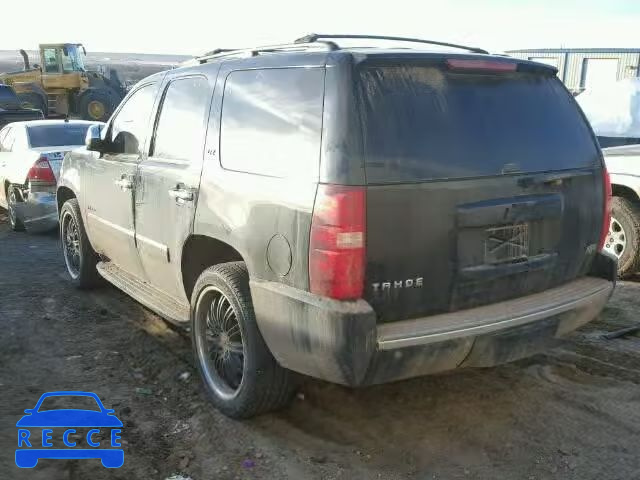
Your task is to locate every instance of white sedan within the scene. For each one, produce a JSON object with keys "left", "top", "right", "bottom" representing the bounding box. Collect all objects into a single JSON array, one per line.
[{"left": 0, "top": 120, "right": 101, "bottom": 232}]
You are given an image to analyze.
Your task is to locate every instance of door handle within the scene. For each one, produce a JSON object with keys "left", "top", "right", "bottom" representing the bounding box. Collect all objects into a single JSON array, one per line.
[
  {"left": 168, "top": 187, "right": 195, "bottom": 203},
  {"left": 114, "top": 177, "right": 133, "bottom": 190}
]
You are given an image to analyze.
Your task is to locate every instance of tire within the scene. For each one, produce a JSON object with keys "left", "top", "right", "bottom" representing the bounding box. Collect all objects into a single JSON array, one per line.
[
  {"left": 59, "top": 198, "right": 102, "bottom": 288},
  {"left": 79, "top": 89, "right": 117, "bottom": 122},
  {"left": 191, "top": 262, "right": 297, "bottom": 418},
  {"left": 607, "top": 196, "right": 640, "bottom": 278},
  {"left": 7, "top": 186, "right": 25, "bottom": 232},
  {"left": 18, "top": 92, "right": 47, "bottom": 117}
]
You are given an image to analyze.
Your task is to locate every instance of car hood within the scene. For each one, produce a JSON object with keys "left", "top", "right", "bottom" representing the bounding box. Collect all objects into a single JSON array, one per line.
[{"left": 16, "top": 410, "right": 123, "bottom": 427}]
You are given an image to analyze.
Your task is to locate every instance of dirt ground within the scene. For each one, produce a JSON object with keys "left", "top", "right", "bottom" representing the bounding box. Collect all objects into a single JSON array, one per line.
[{"left": 1, "top": 214, "right": 639, "bottom": 480}]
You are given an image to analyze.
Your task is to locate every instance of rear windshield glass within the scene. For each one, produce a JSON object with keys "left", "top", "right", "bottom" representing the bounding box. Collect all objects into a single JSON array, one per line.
[
  {"left": 0, "top": 86, "right": 20, "bottom": 109},
  {"left": 358, "top": 66, "right": 600, "bottom": 183},
  {"left": 27, "top": 124, "right": 91, "bottom": 147}
]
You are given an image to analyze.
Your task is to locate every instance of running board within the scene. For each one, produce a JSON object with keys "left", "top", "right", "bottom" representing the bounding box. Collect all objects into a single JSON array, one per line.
[{"left": 96, "top": 261, "right": 190, "bottom": 324}]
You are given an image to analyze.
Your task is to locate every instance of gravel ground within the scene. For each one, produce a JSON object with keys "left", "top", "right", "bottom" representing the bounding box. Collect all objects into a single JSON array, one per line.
[{"left": 1, "top": 214, "right": 639, "bottom": 480}]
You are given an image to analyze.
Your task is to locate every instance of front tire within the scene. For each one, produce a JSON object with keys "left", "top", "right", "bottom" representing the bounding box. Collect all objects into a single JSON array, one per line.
[
  {"left": 60, "top": 198, "right": 102, "bottom": 288},
  {"left": 606, "top": 196, "right": 640, "bottom": 278},
  {"left": 191, "top": 262, "right": 297, "bottom": 418},
  {"left": 7, "top": 186, "right": 25, "bottom": 232}
]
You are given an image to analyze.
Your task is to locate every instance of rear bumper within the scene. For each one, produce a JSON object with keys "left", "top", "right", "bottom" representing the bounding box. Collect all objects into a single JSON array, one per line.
[
  {"left": 251, "top": 254, "right": 615, "bottom": 386},
  {"left": 13, "top": 192, "right": 58, "bottom": 232}
]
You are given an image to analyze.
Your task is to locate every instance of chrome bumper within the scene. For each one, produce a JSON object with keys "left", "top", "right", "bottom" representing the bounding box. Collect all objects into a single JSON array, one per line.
[{"left": 377, "top": 277, "right": 614, "bottom": 350}]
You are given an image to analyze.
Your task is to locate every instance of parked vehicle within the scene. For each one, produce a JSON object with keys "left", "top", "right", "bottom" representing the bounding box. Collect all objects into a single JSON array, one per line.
[
  {"left": 57, "top": 34, "right": 616, "bottom": 419},
  {"left": 601, "top": 144, "right": 640, "bottom": 276},
  {"left": 0, "top": 119, "right": 100, "bottom": 231},
  {"left": 0, "top": 84, "right": 43, "bottom": 129}
]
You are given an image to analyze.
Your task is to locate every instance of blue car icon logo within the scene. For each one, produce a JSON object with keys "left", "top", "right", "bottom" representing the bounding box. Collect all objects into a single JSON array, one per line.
[{"left": 16, "top": 391, "right": 124, "bottom": 468}]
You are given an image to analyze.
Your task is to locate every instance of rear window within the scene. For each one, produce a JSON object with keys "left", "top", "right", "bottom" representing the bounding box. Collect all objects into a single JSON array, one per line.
[
  {"left": 0, "top": 85, "right": 20, "bottom": 109},
  {"left": 28, "top": 124, "right": 92, "bottom": 148},
  {"left": 358, "top": 65, "right": 601, "bottom": 183}
]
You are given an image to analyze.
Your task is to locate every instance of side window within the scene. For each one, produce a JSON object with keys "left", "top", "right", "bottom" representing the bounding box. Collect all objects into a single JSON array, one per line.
[
  {"left": 12, "top": 129, "right": 28, "bottom": 151},
  {"left": 0, "top": 128, "right": 15, "bottom": 152},
  {"left": 152, "top": 77, "right": 210, "bottom": 162},
  {"left": 220, "top": 68, "right": 324, "bottom": 178},
  {"left": 43, "top": 48, "right": 59, "bottom": 73},
  {"left": 0, "top": 128, "right": 9, "bottom": 151},
  {"left": 109, "top": 83, "right": 157, "bottom": 155}
]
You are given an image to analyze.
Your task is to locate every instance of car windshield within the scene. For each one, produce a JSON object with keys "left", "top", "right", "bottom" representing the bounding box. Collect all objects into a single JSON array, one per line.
[
  {"left": 38, "top": 395, "right": 101, "bottom": 412},
  {"left": 0, "top": 86, "right": 20, "bottom": 109},
  {"left": 27, "top": 124, "right": 91, "bottom": 147}
]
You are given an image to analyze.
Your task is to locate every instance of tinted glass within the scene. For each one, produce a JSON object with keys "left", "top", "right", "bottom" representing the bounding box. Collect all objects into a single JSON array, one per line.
[
  {"left": 110, "top": 84, "right": 157, "bottom": 155},
  {"left": 359, "top": 66, "right": 601, "bottom": 183},
  {"left": 27, "top": 124, "right": 92, "bottom": 147},
  {"left": 220, "top": 68, "right": 324, "bottom": 178},
  {"left": 152, "top": 77, "right": 210, "bottom": 162},
  {"left": 0, "top": 86, "right": 20, "bottom": 109}
]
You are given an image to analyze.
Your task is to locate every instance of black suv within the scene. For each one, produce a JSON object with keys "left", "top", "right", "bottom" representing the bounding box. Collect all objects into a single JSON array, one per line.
[
  {"left": 57, "top": 34, "right": 616, "bottom": 418},
  {"left": 0, "top": 84, "right": 44, "bottom": 128}
]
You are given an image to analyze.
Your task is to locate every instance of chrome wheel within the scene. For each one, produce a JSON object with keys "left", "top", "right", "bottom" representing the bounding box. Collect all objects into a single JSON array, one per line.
[
  {"left": 7, "top": 188, "right": 17, "bottom": 228},
  {"left": 604, "top": 216, "right": 626, "bottom": 259},
  {"left": 61, "top": 211, "right": 81, "bottom": 279},
  {"left": 195, "top": 287, "right": 245, "bottom": 400}
]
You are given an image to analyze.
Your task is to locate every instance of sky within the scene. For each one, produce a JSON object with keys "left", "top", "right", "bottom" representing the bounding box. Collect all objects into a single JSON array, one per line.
[{"left": 2, "top": 0, "right": 639, "bottom": 55}]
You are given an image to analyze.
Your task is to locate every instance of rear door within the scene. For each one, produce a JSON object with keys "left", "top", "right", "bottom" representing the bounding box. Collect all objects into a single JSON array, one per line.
[
  {"left": 134, "top": 72, "right": 217, "bottom": 302},
  {"left": 357, "top": 61, "right": 604, "bottom": 322},
  {"left": 85, "top": 82, "right": 159, "bottom": 280}
]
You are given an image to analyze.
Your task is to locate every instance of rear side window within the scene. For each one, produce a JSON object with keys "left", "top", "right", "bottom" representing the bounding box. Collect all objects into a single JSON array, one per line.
[
  {"left": 220, "top": 67, "right": 324, "bottom": 178},
  {"left": 152, "top": 77, "right": 211, "bottom": 162},
  {"left": 358, "top": 65, "right": 601, "bottom": 183}
]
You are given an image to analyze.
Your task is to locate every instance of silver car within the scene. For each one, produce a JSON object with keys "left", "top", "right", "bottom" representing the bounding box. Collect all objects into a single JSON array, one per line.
[{"left": 0, "top": 120, "right": 101, "bottom": 232}]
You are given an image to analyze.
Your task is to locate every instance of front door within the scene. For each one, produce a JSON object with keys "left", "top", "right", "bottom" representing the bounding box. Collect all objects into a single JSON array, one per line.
[
  {"left": 85, "top": 82, "right": 159, "bottom": 279},
  {"left": 134, "top": 74, "right": 215, "bottom": 302}
]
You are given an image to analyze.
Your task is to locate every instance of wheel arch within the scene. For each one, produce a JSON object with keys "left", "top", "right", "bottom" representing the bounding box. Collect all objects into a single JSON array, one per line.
[
  {"left": 612, "top": 183, "right": 639, "bottom": 202},
  {"left": 56, "top": 186, "right": 76, "bottom": 217},
  {"left": 181, "top": 235, "right": 245, "bottom": 300}
]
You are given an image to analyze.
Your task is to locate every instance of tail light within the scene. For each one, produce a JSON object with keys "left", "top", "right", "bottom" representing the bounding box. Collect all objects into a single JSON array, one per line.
[
  {"left": 598, "top": 168, "right": 612, "bottom": 252},
  {"left": 27, "top": 156, "right": 56, "bottom": 185},
  {"left": 309, "top": 184, "right": 366, "bottom": 300},
  {"left": 446, "top": 59, "right": 517, "bottom": 72}
]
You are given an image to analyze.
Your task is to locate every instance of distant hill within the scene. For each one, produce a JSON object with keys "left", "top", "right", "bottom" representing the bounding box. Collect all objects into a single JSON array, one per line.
[{"left": 0, "top": 50, "right": 193, "bottom": 85}]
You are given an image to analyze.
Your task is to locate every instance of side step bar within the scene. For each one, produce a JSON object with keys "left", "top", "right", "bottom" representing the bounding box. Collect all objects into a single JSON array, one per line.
[{"left": 96, "top": 261, "right": 190, "bottom": 324}]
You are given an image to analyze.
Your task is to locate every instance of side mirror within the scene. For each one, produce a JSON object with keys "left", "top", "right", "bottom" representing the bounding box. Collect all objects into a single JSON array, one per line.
[
  {"left": 86, "top": 124, "right": 105, "bottom": 152},
  {"left": 23, "top": 409, "right": 33, "bottom": 414},
  {"left": 105, "top": 409, "right": 115, "bottom": 415}
]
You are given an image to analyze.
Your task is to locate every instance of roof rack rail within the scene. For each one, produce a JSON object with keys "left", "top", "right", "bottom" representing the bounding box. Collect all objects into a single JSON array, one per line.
[
  {"left": 295, "top": 33, "right": 489, "bottom": 55},
  {"left": 195, "top": 41, "right": 335, "bottom": 64}
]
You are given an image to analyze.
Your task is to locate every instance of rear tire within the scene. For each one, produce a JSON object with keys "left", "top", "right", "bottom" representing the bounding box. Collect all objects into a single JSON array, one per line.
[
  {"left": 191, "top": 262, "right": 297, "bottom": 418},
  {"left": 7, "top": 186, "right": 25, "bottom": 232},
  {"left": 608, "top": 196, "right": 640, "bottom": 278},
  {"left": 60, "top": 198, "right": 102, "bottom": 288}
]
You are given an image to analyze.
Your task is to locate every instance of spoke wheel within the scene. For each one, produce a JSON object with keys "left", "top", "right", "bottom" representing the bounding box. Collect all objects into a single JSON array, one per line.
[
  {"left": 7, "top": 187, "right": 24, "bottom": 231},
  {"left": 61, "top": 211, "right": 81, "bottom": 279},
  {"left": 195, "top": 286, "right": 245, "bottom": 400},
  {"left": 604, "top": 216, "right": 626, "bottom": 259}
]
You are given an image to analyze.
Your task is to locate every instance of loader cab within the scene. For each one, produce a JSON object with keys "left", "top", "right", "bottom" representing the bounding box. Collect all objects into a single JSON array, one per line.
[{"left": 40, "top": 44, "right": 86, "bottom": 74}]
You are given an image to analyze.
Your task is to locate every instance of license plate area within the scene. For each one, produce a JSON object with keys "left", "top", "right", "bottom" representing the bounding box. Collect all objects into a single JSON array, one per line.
[{"left": 484, "top": 223, "right": 530, "bottom": 264}]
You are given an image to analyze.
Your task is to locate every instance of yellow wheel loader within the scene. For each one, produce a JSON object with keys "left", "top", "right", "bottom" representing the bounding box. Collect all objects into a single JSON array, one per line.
[{"left": 0, "top": 44, "right": 126, "bottom": 122}]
